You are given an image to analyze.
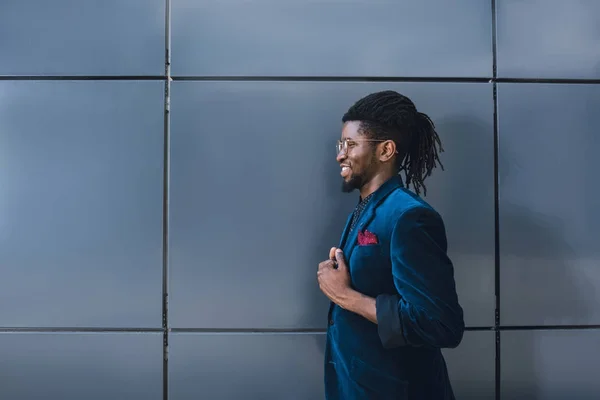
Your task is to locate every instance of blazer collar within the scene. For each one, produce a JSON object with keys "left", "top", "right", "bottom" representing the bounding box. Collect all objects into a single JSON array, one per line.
[{"left": 365, "top": 174, "right": 404, "bottom": 210}]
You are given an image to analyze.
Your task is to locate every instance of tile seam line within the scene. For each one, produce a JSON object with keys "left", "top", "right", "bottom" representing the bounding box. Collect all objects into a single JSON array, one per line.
[
  {"left": 1, "top": 76, "right": 600, "bottom": 84},
  {"left": 162, "top": 1, "right": 171, "bottom": 400},
  {"left": 491, "top": 1, "right": 501, "bottom": 398}
]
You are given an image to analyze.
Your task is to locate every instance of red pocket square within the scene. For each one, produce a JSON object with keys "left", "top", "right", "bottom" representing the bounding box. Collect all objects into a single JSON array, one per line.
[{"left": 358, "top": 230, "right": 378, "bottom": 245}]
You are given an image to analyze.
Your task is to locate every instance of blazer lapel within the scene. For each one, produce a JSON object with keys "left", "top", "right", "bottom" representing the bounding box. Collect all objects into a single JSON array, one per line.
[
  {"left": 343, "top": 207, "right": 374, "bottom": 260},
  {"left": 338, "top": 212, "right": 353, "bottom": 249}
]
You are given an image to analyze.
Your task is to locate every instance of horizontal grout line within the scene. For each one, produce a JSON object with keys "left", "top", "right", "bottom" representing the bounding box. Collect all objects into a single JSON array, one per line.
[
  {"left": 499, "top": 324, "right": 600, "bottom": 331},
  {"left": 0, "top": 75, "right": 166, "bottom": 81},
  {"left": 465, "top": 326, "right": 495, "bottom": 331},
  {"left": 170, "top": 77, "right": 600, "bottom": 84},
  {"left": 172, "top": 76, "right": 490, "bottom": 83},
  {"left": 0, "top": 327, "right": 164, "bottom": 333},
  {"left": 0, "top": 327, "right": 494, "bottom": 334},
  {"left": 173, "top": 76, "right": 600, "bottom": 84},
  {"left": 170, "top": 325, "right": 600, "bottom": 334},
  {"left": 1, "top": 76, "right": 599, "bottom": 84},
  {"left": 1, "top": 325, "right": 598, "bottom": 333},
  {"left": 170, "top": 328, "right": 327, "bottom": 334},
  {"left": 496, "top": 77, "right": 600, "bottom": 84},
  {"left": 172, "top": 326, "right": 493, "bottom": 333}
]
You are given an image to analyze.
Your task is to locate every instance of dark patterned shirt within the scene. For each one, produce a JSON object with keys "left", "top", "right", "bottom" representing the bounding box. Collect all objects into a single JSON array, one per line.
[{"left": 349, "top": 192, "right": 375, "bottom": 232}]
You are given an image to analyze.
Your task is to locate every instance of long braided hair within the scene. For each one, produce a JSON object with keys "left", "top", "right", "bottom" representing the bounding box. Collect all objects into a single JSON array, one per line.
[{"left": 342, "top": 90, "right": 444, "bottom": 196}]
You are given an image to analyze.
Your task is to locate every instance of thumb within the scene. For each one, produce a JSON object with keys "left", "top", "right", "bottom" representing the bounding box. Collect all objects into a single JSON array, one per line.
[
  {"left": 329, "top": 247, "right": 337, "bottom": 261},
  {"left": 335, "top": 249, "right": 347, "bottom": 268}
]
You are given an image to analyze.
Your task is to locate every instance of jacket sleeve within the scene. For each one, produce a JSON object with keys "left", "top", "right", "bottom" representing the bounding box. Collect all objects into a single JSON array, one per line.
[{"left": 375, "top": 206, "right": 465, "bottom": 349}]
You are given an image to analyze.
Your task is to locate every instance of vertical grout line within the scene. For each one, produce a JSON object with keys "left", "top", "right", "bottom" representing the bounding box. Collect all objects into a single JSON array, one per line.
[
  {"left": 493, "top": 82, "right": 501, "bottom": 400},
  {"left": 162, "top": 1, "right": 171, "bottom": 400},
  {"left": 491, "top": 0, "right": 501, "bottom": 399}
]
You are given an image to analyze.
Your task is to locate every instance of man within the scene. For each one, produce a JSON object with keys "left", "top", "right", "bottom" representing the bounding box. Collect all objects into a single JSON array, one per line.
[{"left": 317, "top": 90, "right": 464, "bottom": 399}]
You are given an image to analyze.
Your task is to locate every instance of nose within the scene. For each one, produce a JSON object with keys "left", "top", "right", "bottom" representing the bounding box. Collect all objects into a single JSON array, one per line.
[{"left": 336, "top": 150, "right": 347, "bottom": 163}]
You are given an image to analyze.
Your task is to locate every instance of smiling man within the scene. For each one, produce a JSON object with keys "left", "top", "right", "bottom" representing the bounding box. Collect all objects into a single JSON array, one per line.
[{"left": 317, "top": 90, "right": 464, "bottom": 399}]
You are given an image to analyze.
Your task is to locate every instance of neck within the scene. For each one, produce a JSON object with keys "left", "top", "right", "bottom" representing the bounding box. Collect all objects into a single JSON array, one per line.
[{"left": 359, "top": 170, "right": 396, "bottom": 199}]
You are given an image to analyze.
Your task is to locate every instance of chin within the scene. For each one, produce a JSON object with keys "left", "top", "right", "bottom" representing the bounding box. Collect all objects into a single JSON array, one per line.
[{"left": 341, "top": 176, "right": 360, "bottom": 193}]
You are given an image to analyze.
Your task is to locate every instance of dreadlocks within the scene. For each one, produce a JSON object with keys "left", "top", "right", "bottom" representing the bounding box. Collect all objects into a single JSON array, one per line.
[{"left": 342, "top": 90, "right": 444, "bottom": 196}]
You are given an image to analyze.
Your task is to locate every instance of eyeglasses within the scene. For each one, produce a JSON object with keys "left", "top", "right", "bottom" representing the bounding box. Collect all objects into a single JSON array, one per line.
[{"left": 336, "top": 138, "right": 387, "bottom": 155}]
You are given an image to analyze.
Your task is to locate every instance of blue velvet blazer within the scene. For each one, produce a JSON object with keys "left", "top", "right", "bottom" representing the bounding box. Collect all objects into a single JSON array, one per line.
[{"left": 324, "top": 175, "right": 465, "bottom": 400}]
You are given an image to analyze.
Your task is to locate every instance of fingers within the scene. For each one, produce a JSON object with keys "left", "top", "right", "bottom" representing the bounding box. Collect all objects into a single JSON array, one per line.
[
  {"left": 329, "top": 247, "right": 337, "bottom": 260},
  {"left": 318, "top": 259, "right": 336, "bottom": 272},
  {"left": 319, "top": 247, "right": 345, "bottom": 278},
  {"left": 334, "top": 249, "right": 346, "bottom": 269}
]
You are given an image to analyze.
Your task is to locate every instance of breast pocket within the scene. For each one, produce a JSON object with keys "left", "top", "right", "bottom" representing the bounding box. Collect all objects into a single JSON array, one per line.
[
  {"left": 348, "top": 244, "right": 391, "bottom": 296},
  {"left": 350, "top": 244, "right": 387, "bottom": 269}
]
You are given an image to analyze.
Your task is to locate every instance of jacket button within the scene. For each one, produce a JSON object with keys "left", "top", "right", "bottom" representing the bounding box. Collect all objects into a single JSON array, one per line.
[{"left": 329, "top": 319, "right": 334, "bottom": 325}]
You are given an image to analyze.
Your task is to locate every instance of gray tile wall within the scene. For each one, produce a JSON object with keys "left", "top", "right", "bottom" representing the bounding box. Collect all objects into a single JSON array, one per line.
[{"left": 1, "top": 1, "right": 597, "bottom": 399}]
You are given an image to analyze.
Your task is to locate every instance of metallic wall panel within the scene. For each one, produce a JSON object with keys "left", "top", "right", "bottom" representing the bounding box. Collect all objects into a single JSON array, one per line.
[
  {"left": 169, "top": 333, "right": 325, "bottom": 399},
  {"left": 169, "top": 81, "right": 494, "bottom": 329},
  {"left": 0, "top": 81, "right": 164, "bottom": 328},
  {"left": 501, "top": 330, "right": 600, "bottom": 399},
  {"left": 496, "top": 0, "right": 600, "bottom": 79},
  {"left": 0, "top": 332, "right": 163, "bottom": 400},
  {"left": 498, "top": 83, "right": 600, "bottom": 326},
  {"left": 442, "top": 331, "right": 496, "bottom": 399},
  {"left": 171, "top": 0, "right": 492, "bottom": 77},
  {"left": 169, "top": 332, "right": 493, "bottom": 399},
  {"left": 0, "top": 0, "right": 165, "bottom": 76}
]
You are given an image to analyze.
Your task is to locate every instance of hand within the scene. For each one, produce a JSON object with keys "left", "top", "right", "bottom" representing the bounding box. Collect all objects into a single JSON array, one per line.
[{"left": 317, "top": 247, "right": 351, "bottom": 306}]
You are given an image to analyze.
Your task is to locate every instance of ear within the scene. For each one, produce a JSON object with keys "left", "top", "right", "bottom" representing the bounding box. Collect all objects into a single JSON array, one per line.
[{"left": 378, "top": 140, "right": 397, "bottom": 162}]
